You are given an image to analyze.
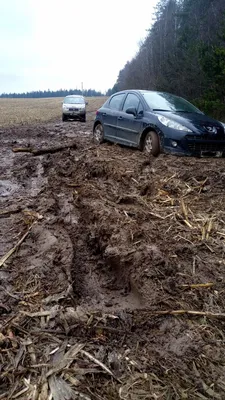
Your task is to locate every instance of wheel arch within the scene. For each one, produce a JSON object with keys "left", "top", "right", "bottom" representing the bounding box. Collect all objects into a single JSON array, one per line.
[
  {"left": 93, "top": 119, "right": 103, "bottom": 132},
  {"left": 139, "top": 125, "right": 163, "bottom": 151},
  {"left": 93, "top": 120, "right": 105, "bottom": 144}
]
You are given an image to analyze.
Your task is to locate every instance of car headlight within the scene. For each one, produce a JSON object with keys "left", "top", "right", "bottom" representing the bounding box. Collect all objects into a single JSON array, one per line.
[
  {"left": 158, "top": 115, "right": 192, "bottom": 132},
  {"left": 220, "top": 121, "right": 225, "bottom": 131},
  {"left": 63, "top": 104, "right": 68, "bottom": 109}
]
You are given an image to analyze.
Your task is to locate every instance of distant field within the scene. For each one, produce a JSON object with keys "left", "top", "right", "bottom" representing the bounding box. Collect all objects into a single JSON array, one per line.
[{"left": 0, "top": 97, "right": 107, "bottom": 127}]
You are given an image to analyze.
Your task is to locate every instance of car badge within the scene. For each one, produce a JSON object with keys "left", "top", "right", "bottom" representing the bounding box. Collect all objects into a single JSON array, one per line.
[{"left": 205, "top": 126, "right": 217, "bottom": 134}]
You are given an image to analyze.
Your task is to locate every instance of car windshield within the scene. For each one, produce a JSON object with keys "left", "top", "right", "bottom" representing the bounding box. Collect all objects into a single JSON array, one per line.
[
  {"left": 142, "top": 92, "right": 202, "bottom": 114},
  {"left": 63, "top": 97, "right": 85, "bottom": 104}
]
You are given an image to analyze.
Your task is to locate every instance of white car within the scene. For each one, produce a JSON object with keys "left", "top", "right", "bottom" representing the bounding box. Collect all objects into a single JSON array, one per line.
[{"left": 62, "top": 95, "right": 87, "bottom": 122}]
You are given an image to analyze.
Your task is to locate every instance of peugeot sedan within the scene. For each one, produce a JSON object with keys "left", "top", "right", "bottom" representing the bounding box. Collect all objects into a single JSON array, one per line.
[{"left": 93, "top": 90, "right": 225, "bottom": 157}]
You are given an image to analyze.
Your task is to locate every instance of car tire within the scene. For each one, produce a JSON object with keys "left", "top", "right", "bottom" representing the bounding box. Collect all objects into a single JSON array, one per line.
[
  {"left": 93, "top": 123, "right": 104, "bottom": 144},
  {"left": 62, "top": 114, "right": 67, "bottom": 122},
  {"left": 81, "top": 115, "right": 86, "bottom": 123},
  {"left": 143, "top": 131, "right": 160, "bottom": 157}
]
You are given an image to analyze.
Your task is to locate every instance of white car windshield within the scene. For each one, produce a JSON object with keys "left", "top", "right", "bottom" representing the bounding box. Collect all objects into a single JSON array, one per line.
[{"left": 64, "top": 97, "right": 85, "bottom": 104}]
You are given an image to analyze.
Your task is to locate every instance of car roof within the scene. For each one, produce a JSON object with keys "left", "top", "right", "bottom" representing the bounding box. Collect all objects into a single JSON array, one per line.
[{"left": 111, "top": 89, "right": 169, "bottom": 96}]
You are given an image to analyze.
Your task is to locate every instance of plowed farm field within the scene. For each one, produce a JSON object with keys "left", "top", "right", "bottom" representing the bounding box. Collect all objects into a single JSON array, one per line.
[{"left": 0, "top": 97, "right": 225, "bottom": 399}]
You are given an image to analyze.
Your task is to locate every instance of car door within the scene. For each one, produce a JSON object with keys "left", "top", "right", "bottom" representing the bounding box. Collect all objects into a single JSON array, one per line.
[
  {"left": 116, "top": 93, "right": 144, "bottom": 145},
  {"left": 102, "top": 93, "right": 125, "bottom": 140}
]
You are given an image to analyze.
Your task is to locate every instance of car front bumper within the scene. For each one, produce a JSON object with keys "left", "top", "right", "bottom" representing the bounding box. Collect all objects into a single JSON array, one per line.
[
  {"left": 163, "top": 132, "right": 225, "bottom": 157},
  {"left": 63, "top": 108, "right": 86, "bottom": 117}
]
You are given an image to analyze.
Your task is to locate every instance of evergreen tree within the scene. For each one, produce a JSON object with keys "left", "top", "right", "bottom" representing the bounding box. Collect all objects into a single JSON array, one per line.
[
  {"left": 0, "top": 88, "right": 103, "bottom": 98},
  {"left": 106, "top": 0, "right": 225, "bottom": 119}
]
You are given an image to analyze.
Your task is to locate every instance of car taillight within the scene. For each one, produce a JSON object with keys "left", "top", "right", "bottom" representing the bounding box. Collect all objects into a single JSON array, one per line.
[{"left": 96, "top": 111, "right": 99, "bottom": 115}]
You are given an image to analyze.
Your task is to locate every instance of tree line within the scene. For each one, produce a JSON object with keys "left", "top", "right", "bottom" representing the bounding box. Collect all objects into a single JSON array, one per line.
[
  {"left": 107, "top": 0, "right": 225, "bottom": 119},
  {"left": 0, "top": 88, "right": 103, "bottom": 98}
]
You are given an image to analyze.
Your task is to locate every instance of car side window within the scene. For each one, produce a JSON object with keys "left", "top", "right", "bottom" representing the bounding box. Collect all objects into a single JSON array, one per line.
[
  {"left": 109, "top": 94, "right": 125, "bottom": 111},
  {"left": 122, "top": 94, "right": 140, "bottom": 112}
]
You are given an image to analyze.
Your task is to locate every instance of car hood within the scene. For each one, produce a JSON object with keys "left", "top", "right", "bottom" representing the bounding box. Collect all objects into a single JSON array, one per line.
[
  {"left": 154, "top": 111, "right": 224, "bottom": 131},
  {"left": 63, "top": 103, "right": 85, "bottom": 108}
]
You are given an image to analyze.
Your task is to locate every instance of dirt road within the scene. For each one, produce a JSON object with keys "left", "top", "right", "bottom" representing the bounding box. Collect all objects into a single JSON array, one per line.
[{"left": 1, "top": 111, "right": 225, "bottom": 399}]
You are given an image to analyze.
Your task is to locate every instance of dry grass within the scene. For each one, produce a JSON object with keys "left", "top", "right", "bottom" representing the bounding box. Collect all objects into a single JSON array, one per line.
[{"left": 0, "top": 96, "right": 107, "bottom": 127}]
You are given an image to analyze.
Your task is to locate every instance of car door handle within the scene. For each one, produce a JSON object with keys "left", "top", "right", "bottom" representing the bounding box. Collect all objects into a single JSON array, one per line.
[{"left": 118, "top": 116, "right": 123, "bottom": 120}]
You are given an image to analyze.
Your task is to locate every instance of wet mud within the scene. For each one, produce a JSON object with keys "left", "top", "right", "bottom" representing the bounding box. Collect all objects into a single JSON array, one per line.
[{"left": 1, "top": 114, "right": 225, "bottom": 399}]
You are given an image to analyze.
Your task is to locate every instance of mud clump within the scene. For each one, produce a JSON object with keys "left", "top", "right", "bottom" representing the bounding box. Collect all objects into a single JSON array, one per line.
[{"left": 1, "top": 119, "right": 225, "bottom": 399}]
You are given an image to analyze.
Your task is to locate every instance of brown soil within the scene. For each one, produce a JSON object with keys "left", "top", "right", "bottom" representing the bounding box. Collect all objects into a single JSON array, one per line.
[{"left": 1, "top": 112, "right": 225, "bottom": 399}]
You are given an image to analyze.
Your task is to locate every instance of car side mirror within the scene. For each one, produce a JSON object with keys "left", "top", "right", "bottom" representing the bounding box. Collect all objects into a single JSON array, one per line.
[
  {"left": 126, "top": 107, "right": 137, "bottom": 116},
  {"left": 86, "top": 101, "right": 88, "bottom": 105}
]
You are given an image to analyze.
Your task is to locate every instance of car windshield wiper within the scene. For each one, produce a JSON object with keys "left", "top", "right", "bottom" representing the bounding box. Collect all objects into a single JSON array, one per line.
[
  {"left": 175, "top": 110, "right": 195, "bottom": 113},
  {"left": 152, "top": 109, "right": 171, "bottom": 112}
]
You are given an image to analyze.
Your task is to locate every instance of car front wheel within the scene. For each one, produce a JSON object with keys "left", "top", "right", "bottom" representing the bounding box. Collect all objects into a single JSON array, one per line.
[
  {"left": 93, "top": 123, "right": 104, "bottom": 144},
  {"left": 62, "top": 114, "right": 67, "bottom": 122},
  {"left": 143, "top": 131, "right": 160, "bottom": 157}
]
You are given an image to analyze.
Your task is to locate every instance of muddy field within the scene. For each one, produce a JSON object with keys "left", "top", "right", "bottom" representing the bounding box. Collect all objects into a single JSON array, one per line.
[
  {"left": 1, "top": 105, "right": 225, "bottom": 399},
  {"left": 0, "top": 97, "right": 107, "bottom": 127}
]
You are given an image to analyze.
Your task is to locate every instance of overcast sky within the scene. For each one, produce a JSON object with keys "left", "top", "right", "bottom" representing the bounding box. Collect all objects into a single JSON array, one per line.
[{"left": 0, "top": 0, "right": 158, "bottom": 94}]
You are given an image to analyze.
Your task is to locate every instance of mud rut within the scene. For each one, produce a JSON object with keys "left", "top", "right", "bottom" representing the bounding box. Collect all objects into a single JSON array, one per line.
[{"left": 1, "top": 115, "right": 225, "bottom": 399}]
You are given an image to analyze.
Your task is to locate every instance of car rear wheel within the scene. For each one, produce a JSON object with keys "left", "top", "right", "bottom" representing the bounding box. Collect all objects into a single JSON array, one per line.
[
  {"left": 62, "top": 114, "right": 67, "bottom": 122},
  {"left": 143, "top": 131, "right": 160, "bottom": 157},
  {"left": 93, "top": 123, "right": 104, "bottom": 144}
]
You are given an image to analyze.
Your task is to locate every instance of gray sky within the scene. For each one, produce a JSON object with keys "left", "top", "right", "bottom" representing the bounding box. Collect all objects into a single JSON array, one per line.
[{"left": 0, "top": 0, "right": 158, "bottom": 94}]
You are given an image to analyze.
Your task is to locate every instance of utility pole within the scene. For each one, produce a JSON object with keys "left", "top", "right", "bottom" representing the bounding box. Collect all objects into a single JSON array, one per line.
[{"left": 81, "top": 82, "right": 83, "bottom": 95}]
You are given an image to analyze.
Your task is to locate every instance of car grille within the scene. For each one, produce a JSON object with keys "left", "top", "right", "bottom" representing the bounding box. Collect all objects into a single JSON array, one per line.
[
  {"left": 186, "top": 134, "right": 225, "bottom": 141},
  {"left": 187, "top": 142, "right": 225, "bottom": 152},
  {"left": 69, "top": 108, "right": 79, "bottom": 111},
  {"left": 185, "top": 135, "right": 225, "bottom": 153}
]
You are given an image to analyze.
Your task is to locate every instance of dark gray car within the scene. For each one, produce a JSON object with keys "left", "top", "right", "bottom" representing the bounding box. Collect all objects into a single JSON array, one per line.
[{"left": 93, "top": 90, "right": 225, "bottom": 157}]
